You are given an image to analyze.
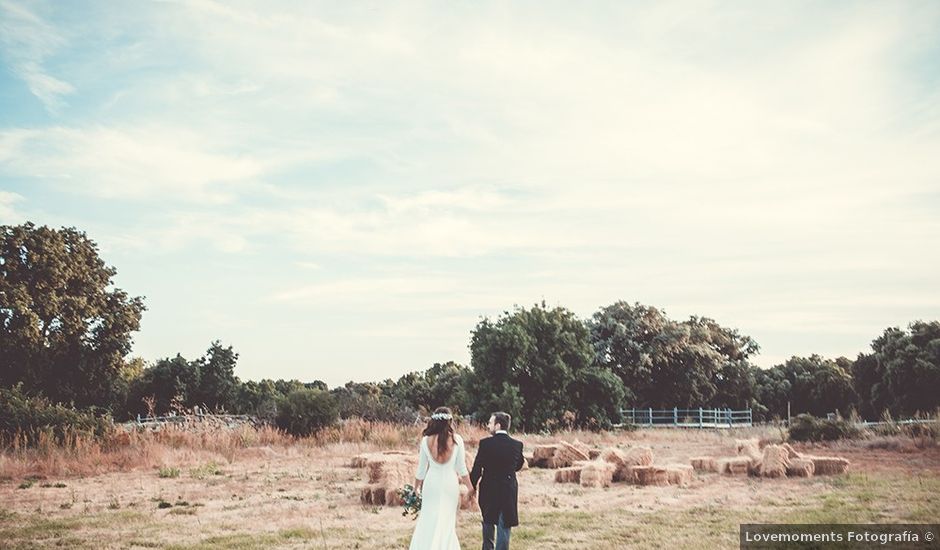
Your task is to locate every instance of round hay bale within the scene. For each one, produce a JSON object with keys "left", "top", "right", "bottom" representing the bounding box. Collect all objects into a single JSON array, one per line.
[
  {"left": 632, "top": 465, "right": 669, "bottom": 486},
  {"left": 718, "top": 456, "right": 751, "bottom": 475},
  {"left": 757, "top": 445, "right": 790, "bottom": 478},
  {"left": 806, "top": 456, "right": 849, "bottom": 475},
  {"left": 665, "top": 464, "right": 693, "bottom": 486},
  {"left": 554, "top": 467, "right": 582, "bottom": 484},
  {"left": 690, "top": 456, "right": 718, "bottom": 473},
  {"left": 786, "top": 457, "right": 815, "bottom": 477},
  {"left": 579, "top": 461, "right": 616, "bottom": 488}
]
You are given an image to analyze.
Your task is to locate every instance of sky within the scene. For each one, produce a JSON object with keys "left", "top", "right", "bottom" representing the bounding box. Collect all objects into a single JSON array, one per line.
[{"left": 1, "top": 1, "right": 939, "bottom": 387}]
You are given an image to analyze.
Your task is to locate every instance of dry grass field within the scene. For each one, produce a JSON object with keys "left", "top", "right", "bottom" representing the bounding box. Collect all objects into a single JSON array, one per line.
[{"left": 1, "top": 422, "right": 938, "bottom": 549}]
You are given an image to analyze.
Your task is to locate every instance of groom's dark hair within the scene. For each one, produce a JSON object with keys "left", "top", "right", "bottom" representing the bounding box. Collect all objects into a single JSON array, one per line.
[{"left": 492, "top": 412, "right": 511, "bottom": 431}]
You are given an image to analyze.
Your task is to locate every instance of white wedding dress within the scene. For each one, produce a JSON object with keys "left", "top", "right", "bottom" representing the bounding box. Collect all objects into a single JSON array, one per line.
[{"left": 408, "top": 434, "right": 468, "bottom": 550}]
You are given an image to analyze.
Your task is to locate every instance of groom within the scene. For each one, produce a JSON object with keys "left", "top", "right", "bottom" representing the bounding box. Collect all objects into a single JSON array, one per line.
[{"left": 469, "top": 411, "right": 525, "bottom": 550}]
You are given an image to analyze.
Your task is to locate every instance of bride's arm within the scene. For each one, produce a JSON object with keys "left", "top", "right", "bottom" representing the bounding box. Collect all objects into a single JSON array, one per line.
[
  {"left": 414, "top": 437, "right": 429, "bottom": 493},
  {"left": 454, "top": 435, "right": 474, "bottom": 496}
]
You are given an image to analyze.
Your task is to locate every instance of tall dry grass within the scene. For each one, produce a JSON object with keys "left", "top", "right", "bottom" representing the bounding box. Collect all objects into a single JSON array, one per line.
[
  {"left": 0, "top": 423, "right": 293, "bottom": 480},
  {"left": 0, "top": 418, "right": 494, "bottom": 480}
]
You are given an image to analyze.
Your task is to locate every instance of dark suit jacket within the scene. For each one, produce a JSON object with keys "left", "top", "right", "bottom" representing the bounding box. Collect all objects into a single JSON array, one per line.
[{"left": 469, "top": 432, "right": 525, "bottom": 527}]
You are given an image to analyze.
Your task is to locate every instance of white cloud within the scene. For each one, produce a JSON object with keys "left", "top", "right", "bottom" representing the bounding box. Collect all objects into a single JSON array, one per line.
[
  {"left": 0, "top": 126, "right": 263, "bottom": 202},
  {"left": 2, "top": 1, "right": 939, "bottom": 383},
  {"left": 0, "top": 0, "right": 73, "bottom": 111},
  {"left": 0, "top": 190, "right": 23, "bottom": 223}
]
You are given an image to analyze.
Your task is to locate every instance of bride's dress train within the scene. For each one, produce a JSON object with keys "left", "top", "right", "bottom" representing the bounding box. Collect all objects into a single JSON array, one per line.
[{"left": 408, "top": 434, "right": 468, "bottom": 550}]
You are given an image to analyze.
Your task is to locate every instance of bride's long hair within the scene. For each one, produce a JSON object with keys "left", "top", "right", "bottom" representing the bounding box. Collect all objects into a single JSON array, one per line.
[{"left": 423, "top": 406, "right": 456, "bottom": 458}]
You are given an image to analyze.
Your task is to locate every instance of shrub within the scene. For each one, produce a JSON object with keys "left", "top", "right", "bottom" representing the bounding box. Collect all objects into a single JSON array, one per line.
[
  {"left": 0, "top": 385, "right": 113, "bottom": 448},
  {"left": 158, "top": 466, "right": 180, "bottom": 478},
  {"left": 788, "top": 414, "right": 863, "bottom": 442},
  {"left": 275, "top": 388, "right": 338, "bottom": 436}
]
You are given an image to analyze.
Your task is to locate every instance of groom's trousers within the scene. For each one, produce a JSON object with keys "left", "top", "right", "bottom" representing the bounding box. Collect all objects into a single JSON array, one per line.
[{"left": 481, "top": 511, "right": 511, "bottom": 550}]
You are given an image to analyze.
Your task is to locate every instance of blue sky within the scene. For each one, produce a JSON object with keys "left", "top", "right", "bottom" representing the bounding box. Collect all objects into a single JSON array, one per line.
[{"left": 1, "top": 1, "right": 938, "bottom": 386}]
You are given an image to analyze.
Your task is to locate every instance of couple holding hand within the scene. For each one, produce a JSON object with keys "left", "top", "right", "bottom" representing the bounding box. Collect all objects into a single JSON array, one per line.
[{"left": 408, "top": 408, "right": 524, "bottom": 550}]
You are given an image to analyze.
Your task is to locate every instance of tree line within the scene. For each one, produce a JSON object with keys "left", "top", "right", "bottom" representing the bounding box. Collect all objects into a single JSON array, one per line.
[{"left": 2, "top": 223, "right": 938, "bottom": 435}]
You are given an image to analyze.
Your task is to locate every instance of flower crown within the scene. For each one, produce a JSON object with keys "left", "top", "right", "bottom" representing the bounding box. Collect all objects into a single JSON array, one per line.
[{"left": 431, "top": 412, "right": 452, "bottom": 421}]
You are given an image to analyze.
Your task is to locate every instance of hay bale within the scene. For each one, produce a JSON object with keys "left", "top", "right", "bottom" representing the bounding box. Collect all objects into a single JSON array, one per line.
[
  {"left": 556, "top": 441, "right": 591, "bottom": 467},
  {"left": 690, "top": 456, "right": 718, "bottom": 473},
  {"left": 624, "top": 446, "right": 654, "bottom": 467},
  {"left": 373, "top": 486, "right": 388, "bottom": 505},
  {"left": 569, "top": 439, "right": 592, "bottom": 457},
  {"left": 786, "top": 458, "right": 815, "bottom": 477},
  {"left": 529, "top": 457, "right": 549, "bottom": 468},
  {"left": 532, "top": 445, "right": 559, "bottom": 460},
  {"left": 613, "top": 446, "right": 654, "bottom": 482},
  {"left": 598, "top": 447, "right": 625, "bottom": 464},
  {"left": 554, "top": 467, "right": 582, "bottom": 484},
  {"left": 781, "top": 443, "right": 802, "bottom": 459},
  {"left": 597, "top": 448, "right": 631, "bottom": 482},
  {"left": 385, "top": 487, "right": 404, "bottom": 506},
  {"left": 718, "top": 456, "right": 751, "bottom": 475},
  {"left": 580, "top": 461, "right": 616, "bottom": 488},
  {"left": 459, "top": 485, "right": 474, "bottom": 510},
  {"left": 350, "top": 454, "right": 373, "bottom": 468},
  {"left": 806, "top": 456, "right": 850, "bottom": 475},
  {"left": 632, "top": 466, "right": 669, "bottom": 486},
  {"left": 366, "top": 456, "right": 414, "bottom": 485},
  {"left": 665, "top": 464, "right": 694, "bottom": 486},
  {"left": 735, "top": 439, "right": 761, "bottom": 459},
  {"left": 755, "top": 445, "right": 790, "bottom": 478}
]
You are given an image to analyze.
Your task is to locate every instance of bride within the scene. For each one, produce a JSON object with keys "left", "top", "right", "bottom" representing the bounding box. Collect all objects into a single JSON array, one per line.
[{"left": 409, "top": 406, "right": 475, "bottom": 550}]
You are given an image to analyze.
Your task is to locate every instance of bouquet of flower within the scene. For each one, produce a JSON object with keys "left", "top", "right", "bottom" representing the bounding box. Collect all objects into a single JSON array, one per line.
[{"left": 397, "top": 484, "right": 422, "bottom": 520}]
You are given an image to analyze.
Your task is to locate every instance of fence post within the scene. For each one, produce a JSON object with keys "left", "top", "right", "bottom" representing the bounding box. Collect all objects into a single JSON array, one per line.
[
  {"left": 673, "top": 407, "right": 678, "bottom": 426},
  {"left": 698, "top": 407, "right": 703, "bottom": 428},
  {"left": 648, "top": 407, "right": 653, "bottom": 427}
]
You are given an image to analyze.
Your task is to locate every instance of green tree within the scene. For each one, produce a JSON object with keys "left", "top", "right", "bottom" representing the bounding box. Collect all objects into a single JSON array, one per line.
[
  {"left": 569, "top": 367, "right": 628, "bottom": 429},
  {"left": 0, "top": 223, "right": 145, "bottom": 408},
  {"left": 275, "top": 388, "right": 338, "bottom": 436},
  {"left": 854, "top": 322, "right": 940, "bottom": 417},
  {"left": 425, "top": 361, "right": 472, "bottom": 413},
  {"left": 192, "top": 341, "right": 240, "bottom": 412},
  {"left": 469, "top": 302, "right": 593, "bottom": 431},
  {"left": 588, "top": 302, "right": 759, "bottom": 408},
  {"left": 753, "top": 355, "right": 856, "bottom": 420},
  {"left": 235, "top": 379, "right": 282, "bottom": 420},
  {"left": 125, "top": 354, "right": 200, "bottom": 416}
]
